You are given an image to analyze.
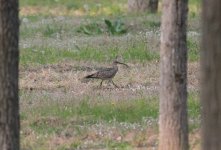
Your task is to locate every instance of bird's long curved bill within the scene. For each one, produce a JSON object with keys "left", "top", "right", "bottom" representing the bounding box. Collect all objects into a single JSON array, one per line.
[{"left": 116, "top": 61, "right": 129, "bottom": 67}]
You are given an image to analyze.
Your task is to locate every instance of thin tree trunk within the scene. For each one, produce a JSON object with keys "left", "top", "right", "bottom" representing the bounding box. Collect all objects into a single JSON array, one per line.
[
  {"left": 0, "top": 0, "right": 20, "bottom": 149},
  {"left": 159, "top": 0, "right": 189, "bottom": 149},
  {"left": 148, "top": 0, "right": 158, "bottom": 13},
  {"left": 201, "top": 0, "right": 221, "bottom": 149}
]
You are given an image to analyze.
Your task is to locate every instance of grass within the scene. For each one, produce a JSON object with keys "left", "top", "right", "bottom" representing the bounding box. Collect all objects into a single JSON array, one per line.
[
  {"left": 24, "top": 97, "right": 159, "bottom": 132},
  {"left": 20, "top": 0, "right": 201, "bottom": 17},
  {"left": 20, "top": 39, "right": 198, "bottom": 66},
  {"left": 19, "top": 6, "right": 200, "bottom": 67},
  {"left": 20, "top": 91, "right": 200, "bottom": 149},
  {"left": 188, "top": 92, "right": 200, "bottom": 118},
  {"left": 20, "top": 42, "right": 159, "bottom": 66},
  {"left": 188, "top": 39, "right": 200, "bottom": 62},
  {"left": 20, "top": 0, "right": 127, "bottom": 8},
  {"left": 21, "top": 92, "right": 200, "bottom": 134},
  {"left": 105, "top": 140, "right": 131, "bottom": 149},
  {"left": 20, "top": 0, "right": 127, "bottom": 16},
  {"left": 20, "top": 14, "right": 162, "bottom": 38},
  {"left": 19, "top": 0, "right": 201, "bottom": 149},
  {"left": 19, "top": 16, "right": 199, "bottom": 67},
  {"left": 188, "top": 92, "right": 201, "bottom": 132}
]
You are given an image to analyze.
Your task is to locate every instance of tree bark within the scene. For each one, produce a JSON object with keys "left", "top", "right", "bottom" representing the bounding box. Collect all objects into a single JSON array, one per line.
[
  {"left": 159, "top": 0, "right": 189, "bottom": 150},
  {"left": 201, "top": 0, "right": 221, "bottom": 149},
  {"left": 128, "top": 0, "right": 158, "bottom": 13},
  {"left": 0, "top": 0, "right": 20, "bottom": 150}
]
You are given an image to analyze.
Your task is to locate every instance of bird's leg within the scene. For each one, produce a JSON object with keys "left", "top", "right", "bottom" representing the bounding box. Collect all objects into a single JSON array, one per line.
[
  {"left": 100, "top": 80, "right": 103, "bottom": 87},
  {"left": 108, "top": 80, "right": 112, "bottom": 86},
  {"left": 111, "top": 80, "right": 119, "bottom": 88}
]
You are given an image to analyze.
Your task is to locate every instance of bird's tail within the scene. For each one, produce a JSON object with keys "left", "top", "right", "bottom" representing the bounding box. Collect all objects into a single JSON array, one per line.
[{"left": 84, "top": 73, "right": 96, "bottom": 79}]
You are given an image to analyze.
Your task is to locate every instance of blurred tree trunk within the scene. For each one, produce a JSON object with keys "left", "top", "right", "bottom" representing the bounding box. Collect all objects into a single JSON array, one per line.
[
  {"left": 159, "top": 0, "right": 189, "bottom": 149},
  {"left": 0, "top": 0, "right": 20, "bottom": 150},
  {"left": 128, "top": 0, "right": 158, "bottom": 13},
  {"left": 148, "top": 0, "right": 158, "bottom": 13},
  {"left": 201, "top": 0, "right": 221, "bottom": 149}
]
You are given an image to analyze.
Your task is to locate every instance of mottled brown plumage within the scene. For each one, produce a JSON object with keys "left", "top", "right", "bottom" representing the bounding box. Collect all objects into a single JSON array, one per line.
[{"left": 85, "top": 60, "right": 129, "bottom": 88}]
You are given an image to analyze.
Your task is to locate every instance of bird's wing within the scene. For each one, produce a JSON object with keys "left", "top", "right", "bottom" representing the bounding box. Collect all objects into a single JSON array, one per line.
[
  {"left": 85, "top": 67, "right": 115, "bottom": 79},
  {"left": 98, "top": 67, "right": 113, "bottom": 72}
]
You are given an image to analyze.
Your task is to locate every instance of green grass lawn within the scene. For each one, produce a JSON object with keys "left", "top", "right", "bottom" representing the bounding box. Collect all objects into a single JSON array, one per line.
[
  {"left": 20, "top": 91, "right": 200, "bottom": 149},
  {"left": 21, "top": 93, "right": 200, "bottom": 128},
  {"left": 19, "top": 14, "right": 199, "bottom": 66},
  {"left": 20, "top": 38, "right": 198, "bottom": 66}
]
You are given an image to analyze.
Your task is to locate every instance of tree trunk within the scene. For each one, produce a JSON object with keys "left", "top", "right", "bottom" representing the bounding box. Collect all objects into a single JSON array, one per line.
[
  {"left": 148, "top": 0, "right": 158, "bottom": 13},
  {"left": 201, "top": 0, "right": 221, "bottom": 149},
  {"left": 128, "top": 0, "right": 158, "bottom": 13},
  {"left": 0, "top": 0, "right": 20, "bottom": 150},
  {"left": 159, "top": 0, "right": 189, "bottom": 149}
]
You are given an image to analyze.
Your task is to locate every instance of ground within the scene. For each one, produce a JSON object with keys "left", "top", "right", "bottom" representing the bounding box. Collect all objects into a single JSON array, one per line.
[{"left": 19, "top": 0, "right": 201, "bottom": 149}]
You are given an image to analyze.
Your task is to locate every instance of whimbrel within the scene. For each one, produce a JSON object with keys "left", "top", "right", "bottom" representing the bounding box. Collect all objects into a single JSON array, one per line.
[{"left": 84, "top": 60, "right": 129, "bottom": 88}]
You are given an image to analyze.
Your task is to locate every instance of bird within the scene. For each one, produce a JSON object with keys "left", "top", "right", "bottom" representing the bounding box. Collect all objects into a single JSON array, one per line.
[{"left": 84, "top": 60, "right": 129, "bottom": 88}]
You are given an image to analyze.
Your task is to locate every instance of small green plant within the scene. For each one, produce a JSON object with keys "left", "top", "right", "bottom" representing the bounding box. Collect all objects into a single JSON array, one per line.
[
  {"left": 76, "top": 19, "right": 127, "bottom": 35},
  {"left": 104, "top": 19, "right": 127, "bottom": 35},
  {"left": 76, "top": 22, "right": 102, "bottom": 35},
  {"left": 70, "top": 141, "right": 82, "bottom": 149},
  {"left": 43, "top": 24, "right": 63, "bottom": 37},
  {"left": 144, "top": 20, "right": 161, "bottom": 28},
  {"left": 106, "top": 140, "right": 130, "bottom": 149}
]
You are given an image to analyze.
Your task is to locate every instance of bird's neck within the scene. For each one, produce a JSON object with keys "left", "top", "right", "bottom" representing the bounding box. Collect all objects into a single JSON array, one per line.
[{"left": 113, "top": 64, "right": 118, "bottom": 70}]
